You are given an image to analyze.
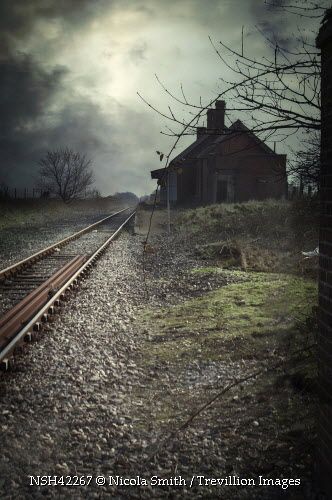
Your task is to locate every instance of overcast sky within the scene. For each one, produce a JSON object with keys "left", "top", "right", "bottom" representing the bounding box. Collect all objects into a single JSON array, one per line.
[{"left": 0, "top": 0, "right": 324, "bottom": 196}]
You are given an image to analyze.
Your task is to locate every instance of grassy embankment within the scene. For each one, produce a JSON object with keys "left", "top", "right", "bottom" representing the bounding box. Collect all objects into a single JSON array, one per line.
[
  {"left": 176, "top": 198, "right": 318, "bottom": 275},
  {"left": 140, "top": 199, "right": 318, "bottom": 393},
  {"left": 0, "top": 198, "right": 128, "bottom": 230}
]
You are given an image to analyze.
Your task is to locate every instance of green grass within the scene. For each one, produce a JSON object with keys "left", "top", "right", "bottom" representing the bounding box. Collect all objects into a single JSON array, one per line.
[{"left": 140, "top": 269, "right": 317, "bottom": 364}]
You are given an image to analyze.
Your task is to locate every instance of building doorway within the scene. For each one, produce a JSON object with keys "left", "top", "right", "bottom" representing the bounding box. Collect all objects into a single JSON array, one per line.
[
  {"left": 217, "top": 179, "right": 228, "bottom": 202},
  {"left": 216, "top": 174, "right": 234, "bottom": 202}
]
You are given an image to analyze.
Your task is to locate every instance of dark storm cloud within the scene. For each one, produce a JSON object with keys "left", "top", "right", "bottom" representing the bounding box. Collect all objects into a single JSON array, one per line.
[
  {"left": 0, "top": 0, "right": 152, "bottom": 190},
  {"left": 0, "top": 0, "right": 322, "bottom": 194},
  {"left": 248, "top": 0, "right": 321, "bottom": 50},
  {"left": 0, "top": 0, "right": 109, "bottom": 39},
  {"left": 0, "top": 0, "right": 112, "bottom": 185},
  {"left": 1, "top": 98, "right": 114, "bottom": 183},
  {"left": 0, "top": 53, "right": 67, "bottom": 135},
  {"left": 248, "top": 0, "right": 293, "bottom": 49},
  {"left": 0, "top": 51, "right": 67, "bottom": 181}
]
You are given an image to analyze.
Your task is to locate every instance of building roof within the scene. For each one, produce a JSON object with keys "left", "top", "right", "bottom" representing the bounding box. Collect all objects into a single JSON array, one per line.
[
  {"left": 151, "top": 132, "right": 221, "bottom": 179},
  {"left": 151, "top": 118, "right": 281, "bottom": 179},
  {"left": 228, "top": 120, "right": 276, "bottom": 155},
  {"left": 171, "top": 119, "right": 278, "bottom": 163},
  {"left": 169, "top": 132, "right": 219, "bottom": 166}
]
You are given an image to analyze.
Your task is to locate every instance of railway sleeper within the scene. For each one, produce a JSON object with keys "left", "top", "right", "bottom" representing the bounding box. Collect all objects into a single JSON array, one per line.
[
  {"left": 41, "top": 314, "right": 48, "bottom": 323},
  {"left": 0, "top": 357, "right": 15, "bottom": 372},
  {"left": 25, "top": 330, "right": 39, "bottom": 342},
  {"left": 0, "top": 209, "right": 135, "bottom": 366},
  {"left": 24, "top": 331, "right": 33, "bottom": 342}
]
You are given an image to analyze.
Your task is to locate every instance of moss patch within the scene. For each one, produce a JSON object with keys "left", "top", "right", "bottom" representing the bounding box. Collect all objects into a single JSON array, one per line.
[{"left": 140, "top": 270, "right": 317, "bottom": 364}]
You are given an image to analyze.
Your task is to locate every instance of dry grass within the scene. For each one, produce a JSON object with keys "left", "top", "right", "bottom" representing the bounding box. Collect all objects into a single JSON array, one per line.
[
  {"left": 134, "top": 206, "right": 170, "bottom": 237},
  {"left": 0, "top": 198, "right": 128, "bottom": 230},
  {"left": 175, "top": 199, "right": 318, "bottom": 276}
]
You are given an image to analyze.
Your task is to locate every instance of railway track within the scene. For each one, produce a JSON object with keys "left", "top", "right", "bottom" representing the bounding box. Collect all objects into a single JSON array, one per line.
[{"left": 0, "top": 207, "right": 136, "bottom": 369}]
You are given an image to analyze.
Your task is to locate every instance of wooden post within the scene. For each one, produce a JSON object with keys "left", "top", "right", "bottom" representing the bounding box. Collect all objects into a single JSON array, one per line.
[{"left": 167, "top": 170, "right": 171, "bottom": 234}]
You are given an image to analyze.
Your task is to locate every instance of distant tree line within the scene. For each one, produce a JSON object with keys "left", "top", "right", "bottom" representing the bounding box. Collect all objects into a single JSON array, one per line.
[{"left": 111, "top": 192, "right": 139, "bottom": 204}]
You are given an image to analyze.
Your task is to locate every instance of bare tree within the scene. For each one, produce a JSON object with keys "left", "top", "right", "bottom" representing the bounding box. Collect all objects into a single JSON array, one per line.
[
  {"left": 288, "top": 130, "right": 320, "bottom": 192},
  {"left": 38, "top": 148, "right": 94, "bottom": 203},
  {"left": 138, "top": 1, "right": 327, "bottom": 171}
]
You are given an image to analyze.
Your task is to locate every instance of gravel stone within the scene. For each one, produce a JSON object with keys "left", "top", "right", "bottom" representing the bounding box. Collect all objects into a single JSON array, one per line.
[{"left": 0, "top": 227, "right": 316, "bottom": 499}]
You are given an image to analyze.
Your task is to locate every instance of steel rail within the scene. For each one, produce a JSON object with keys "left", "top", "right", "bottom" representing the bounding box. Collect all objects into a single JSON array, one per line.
[
  {"left": 0, "top": 256, "right": 85, "bottom": 330},
  {"left": 0, "top": 211, "right": 136, "bottom": 367},
  {"left": 0, "top": 256, "right": 86, "bottom": 350},
  {"left": 0, "top": 207, "right": 130, "bottom": 281}
]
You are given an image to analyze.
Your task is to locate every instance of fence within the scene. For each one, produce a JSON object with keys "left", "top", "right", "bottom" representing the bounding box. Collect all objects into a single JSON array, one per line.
[
  {"left": 0, "top": 187, "right": 102, "bottom": 200},
  {"left": 287, "top": 183, "right": 317, "bottom": 199},
  {"left": 0, "top": 187, "right": 45, "bottom": 200}
]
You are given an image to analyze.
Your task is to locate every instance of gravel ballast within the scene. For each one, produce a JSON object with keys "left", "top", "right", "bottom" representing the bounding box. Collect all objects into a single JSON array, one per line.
[
  {"left": 0, "top": 206, "right": 126, "bottom": 269},
  {"left": 0, "top": 226, "right": 316, "bottom": 499}
]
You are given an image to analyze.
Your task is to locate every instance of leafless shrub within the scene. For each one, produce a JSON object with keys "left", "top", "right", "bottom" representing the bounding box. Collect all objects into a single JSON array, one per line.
[
  {"left": 38, "top": 148, "right": 94, "bottom": 203},
  {"left": 288, "top": 131, "right": 320, "bottom": 191}
]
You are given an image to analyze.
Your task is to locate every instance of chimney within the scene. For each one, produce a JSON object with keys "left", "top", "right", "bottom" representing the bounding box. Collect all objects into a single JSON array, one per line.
[
  {"left": 197, "top": 126, "right": 207, "bottom": 139},
  {"left": 207, "top": 100, "right": 225, "bottom": 132}
]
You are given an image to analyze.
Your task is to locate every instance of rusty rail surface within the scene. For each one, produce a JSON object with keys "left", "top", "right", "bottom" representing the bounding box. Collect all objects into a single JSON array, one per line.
[
  {"left": 0, "top": 210, "right": 136, "bottom": 368},
  {"left": 0, "top": 207, "right": 129, "bottom": 281},
  {"left": 0, "top": 256, "right": 86, "bottom": 352}
]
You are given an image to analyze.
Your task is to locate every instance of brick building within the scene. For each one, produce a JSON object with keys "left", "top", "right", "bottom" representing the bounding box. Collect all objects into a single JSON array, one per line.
[
  {"left": 151, "top": 101, "right": 287, "bottom": 205},
  {"left": 316, "top": 10, "right": 332, "bottom": 498}
]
